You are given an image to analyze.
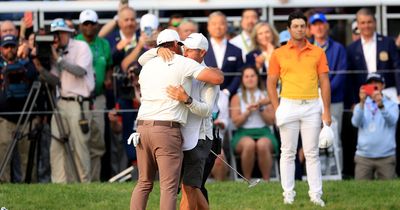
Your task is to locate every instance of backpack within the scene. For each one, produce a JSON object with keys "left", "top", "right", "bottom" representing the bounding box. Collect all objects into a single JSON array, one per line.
[{"left": 0, "top": 59, "right": 31, "bottom": 99}]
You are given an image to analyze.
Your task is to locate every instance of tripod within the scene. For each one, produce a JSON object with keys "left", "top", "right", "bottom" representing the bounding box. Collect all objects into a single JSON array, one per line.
[{"left": 0, "top": 81, "right": 81, "bottom": 182}]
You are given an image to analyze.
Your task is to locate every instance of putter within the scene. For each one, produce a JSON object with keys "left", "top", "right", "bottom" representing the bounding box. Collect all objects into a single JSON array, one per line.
[{"left": 210, "top": 150, "right": 260, "bottom": 188}]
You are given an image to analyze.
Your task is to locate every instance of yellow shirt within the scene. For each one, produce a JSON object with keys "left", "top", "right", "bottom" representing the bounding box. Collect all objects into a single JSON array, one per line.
[{"left": 268, "top": 39, "right": 329, "bottom": 99}]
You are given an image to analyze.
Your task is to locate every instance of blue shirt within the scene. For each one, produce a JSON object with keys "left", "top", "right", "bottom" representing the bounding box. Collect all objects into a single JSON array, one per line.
[
  {"left": 351, "top": 97, "right": 398, "bottom": 158},
  {"left": 311, "top": 37, "right": 347, "bottom": 103}
]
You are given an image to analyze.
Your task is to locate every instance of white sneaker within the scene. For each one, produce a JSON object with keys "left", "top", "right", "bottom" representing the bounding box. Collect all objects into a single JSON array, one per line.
[
  {"left": 283, "top": 191, "right": 296, "bottom": 205},
  {"left": 310, "top": 196, "right": 325, "bottom": 207}
]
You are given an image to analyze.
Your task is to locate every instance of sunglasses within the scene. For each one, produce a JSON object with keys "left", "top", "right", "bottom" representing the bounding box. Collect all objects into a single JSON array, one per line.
[
  {"left": 83, "top": 21, "right": 97, "bottom": 26},
  {"left": 51, "top": 20, "right": 67, "bottom": 28},
  {"left": 2, "top": 44, "right": 16, "bottom": 49}
]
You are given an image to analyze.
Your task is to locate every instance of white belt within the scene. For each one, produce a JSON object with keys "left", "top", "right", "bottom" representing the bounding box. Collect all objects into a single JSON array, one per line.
[{"left": 280, "top": 98, "right": 319, "bottom": 105}]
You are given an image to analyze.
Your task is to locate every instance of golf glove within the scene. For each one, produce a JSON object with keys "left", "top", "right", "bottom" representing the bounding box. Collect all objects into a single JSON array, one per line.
[{"left": 127, "top": 132, "right": 140, "bottom": 147}]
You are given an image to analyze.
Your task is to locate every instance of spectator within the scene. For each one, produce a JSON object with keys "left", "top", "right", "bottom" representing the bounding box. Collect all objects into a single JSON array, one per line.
[
  {"left": 178, "top": 19, "right": 198, "bottom": 40},
  {"left": 167, "top": 13, "right": 183, "bottom": 31},
  {"left": 230, "top": 9, "right": 259, "bottom": 62},
  {"left": 105, "top": 6, "right": 140, "bottom": 165},
  {"left": 0, "top": 20, "right": 29, "bottom": 59},
  {"left": 309, "top": 12, "right": 347, "bottom": 171},
  {"left": 347, "top": 8, "right": 400, "bottom": 106},
  {"left": 76, "top": 9, "right": 112, "bottom": 182},
  {"left": 205, "top": 11, "right": 243, "bottom": 97},
  {"left": 204, "top": 11, "right": 243, "bottom": 180},
  {"left": 351, "top": 73, "right": 398, "bottom": 180},
  {"left": 245, "top": 22, "right": 279, "bottom": 81},
  {"left": 279, "top": 30, "right": 290, "bottom": 45},
  {"left": 351, "top": 20, "right": 360, "bottom": 41},
  {"left": 0, "top": 34, "right": 36, "bottom": 182},
  {"left": 230, "top": 65, "right": 278, "bottom": 181},
  {"left": 35, "top": 18, "right": 95, "bottom": 183},
  {"left": 267, "top": 11, "right": 331, "bottom": 207}
]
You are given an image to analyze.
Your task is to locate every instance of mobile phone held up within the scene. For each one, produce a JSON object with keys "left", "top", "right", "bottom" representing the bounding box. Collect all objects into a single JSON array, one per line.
[
  {"left": 362, "top": 84, "right": 377, "bottom": 96},
  {"left": 120, "top": 0, "right": 128, "bottom": 5},
  {"left": 144, "top": 26, "right": 153, "bottom": 37}
]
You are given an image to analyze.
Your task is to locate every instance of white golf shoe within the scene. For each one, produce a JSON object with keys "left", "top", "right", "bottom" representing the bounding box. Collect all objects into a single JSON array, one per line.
[
  {"left": 310, "top": 196, "right": 325, "bottom": 207},
  {"left": 283, "top": 191, "right": 296, "bottom": 205}
]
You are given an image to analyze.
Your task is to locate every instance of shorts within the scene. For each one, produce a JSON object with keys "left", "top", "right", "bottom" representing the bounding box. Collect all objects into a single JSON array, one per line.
[{"left": 182, "top": 138, "right": 213, "bottom": 188}]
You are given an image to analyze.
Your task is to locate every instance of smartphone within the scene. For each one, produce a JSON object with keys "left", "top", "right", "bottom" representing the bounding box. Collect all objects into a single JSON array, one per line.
[
  {"left": 144, "top": 26, "right": 153, "bottom": 37},
  {"left": 120, "top": 0, "right": 128, "bottom": 4},
  {"left": 362, "top": 84, "right": 377, "bottom": 96}
]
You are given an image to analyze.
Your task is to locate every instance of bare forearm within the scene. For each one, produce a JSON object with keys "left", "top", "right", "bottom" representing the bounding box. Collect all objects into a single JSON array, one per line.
[
  {"left": 267, "top": 77, "right": 279, "bottom": 111},
  {"left": 121, "top": 43, "right": 144, "bottom": 71},
  {"left": 98, "top": 20, "right": 117, "bottom": 38}
]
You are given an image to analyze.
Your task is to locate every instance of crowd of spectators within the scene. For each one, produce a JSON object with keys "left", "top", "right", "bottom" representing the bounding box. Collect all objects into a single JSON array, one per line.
[{"left": 1, "top": 4, "right": 400, "bottom": 184}]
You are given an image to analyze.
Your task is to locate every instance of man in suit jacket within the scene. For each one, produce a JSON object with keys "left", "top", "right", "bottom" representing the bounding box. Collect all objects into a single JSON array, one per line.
[
  {"left": 204, "top": 11, "right": 243, "bottom": 97},
  {"left": 347, "top": 8, "right": 400, "bottom": 106}
]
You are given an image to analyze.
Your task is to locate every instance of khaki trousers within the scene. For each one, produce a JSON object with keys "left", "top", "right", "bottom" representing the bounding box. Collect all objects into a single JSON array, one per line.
[
  {"left": 89, "top": 95, "right": 106, "bottom": 181},
  {"left": 355, "top": 155, "right": 396, "bottom": 180},
  {"left": 130, "top": 121, "right": 183, "bottom": 210},
  {"left": 0, "top": 117, "right": 30, "bottom": 182},
  {"left": 50, "top": 99, "right": 92, "bottom": 183}
]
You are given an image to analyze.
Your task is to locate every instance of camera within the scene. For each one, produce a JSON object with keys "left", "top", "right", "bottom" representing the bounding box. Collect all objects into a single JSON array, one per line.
[
  {"left": 362, "top": 84, "right": 378, "bottom": 96},
  {"left": 34, "top": 34, "right": 56, "bottom": 70}
]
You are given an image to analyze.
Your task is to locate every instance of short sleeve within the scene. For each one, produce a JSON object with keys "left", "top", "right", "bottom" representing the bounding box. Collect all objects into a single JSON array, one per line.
[
  {"left": 268, "top": 51, "right": 280, "bottom": 76},
  {"left": 182, "top": 57, "right": 205, "bottom": 78},
  {"left": 317, "top": 51, "right": 329, "bottom": 74}
]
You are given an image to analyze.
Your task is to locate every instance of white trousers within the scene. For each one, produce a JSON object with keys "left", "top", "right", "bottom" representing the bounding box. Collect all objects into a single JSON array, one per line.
[{"left": 276, "top": 98, "right": 322, "bottom": 198}]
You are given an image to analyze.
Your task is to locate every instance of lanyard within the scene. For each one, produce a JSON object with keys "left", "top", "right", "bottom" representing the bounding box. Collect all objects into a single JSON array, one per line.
[{"left": 241, "top": 33, "right": 252, "bottom": 52}]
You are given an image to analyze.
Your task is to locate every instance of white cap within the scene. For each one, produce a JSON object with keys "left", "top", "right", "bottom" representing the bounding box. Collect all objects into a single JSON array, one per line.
[
  {"left": 319, "top": 122, "right": 334, "bottom": 149},
  {"left": 156, "top": 29, "right": 181, "bottom": 46},
  {"left": 79, "top": 9, "right": 98, "bottom": 24},
  {"left": 181, "top": 33, "right": 208, "bottom": 51},
  {"left": 50, "top": 18, "right": 75, "bottom": 33},
  {"left": 140, "top": 13, "right": 159, "bottom": 31}
]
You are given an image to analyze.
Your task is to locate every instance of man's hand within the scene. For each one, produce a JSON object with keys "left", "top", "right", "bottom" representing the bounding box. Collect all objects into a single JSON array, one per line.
[
  {"left": 157, "top": 47, "right": 174, "bottom": 62},
  {"left": 116, "top": 38, "right": 132, "bottom": 51},
  {"left": 371, "top": 90, "right": 383, "bottom": 106},
  {"left": 166, "top": 85, "right": 189, "bottom": 102},
  {"left": 359, "top": 86, "right": 367, "bottom": 105},
  {"left": 322, "top": 111, "right": 332, "bottom": 126},
  {"left": 17, "top": 42, "right": 29, "bottom": 59}
]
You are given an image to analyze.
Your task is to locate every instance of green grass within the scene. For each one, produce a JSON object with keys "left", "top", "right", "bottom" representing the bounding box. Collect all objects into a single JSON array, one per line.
[{"left": 1, "top": 180, "right": 400, "bottom": 210}]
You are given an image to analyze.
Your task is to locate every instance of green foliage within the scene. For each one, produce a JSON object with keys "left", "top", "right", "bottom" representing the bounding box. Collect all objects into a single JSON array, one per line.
[{"left": 1, "top": 180, "right": 400, "bottom": 210}]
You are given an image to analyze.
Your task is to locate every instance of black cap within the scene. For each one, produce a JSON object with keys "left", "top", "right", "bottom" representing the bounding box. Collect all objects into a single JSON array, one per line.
[
  {"left": 366, "top": 73, "right": 385, "bottom": 84},
  {"left": 1, "top": 35, "right": 18, "bottom": 47}
]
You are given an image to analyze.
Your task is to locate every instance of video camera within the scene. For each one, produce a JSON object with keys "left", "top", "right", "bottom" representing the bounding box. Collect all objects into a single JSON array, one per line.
[{"left": 34, "top": 34, "right": 56, "bottom": 70}]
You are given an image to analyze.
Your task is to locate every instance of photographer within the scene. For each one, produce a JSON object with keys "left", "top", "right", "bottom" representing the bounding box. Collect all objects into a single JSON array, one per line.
[
  {"left": 33, "top": 18, "right": 95, "bottom": 183},
  {"left": 0, "top": 34, "right": 37, "bottom": 182},
  {"left": 351, "top": 73, "right": 398, "bottom": 180}
]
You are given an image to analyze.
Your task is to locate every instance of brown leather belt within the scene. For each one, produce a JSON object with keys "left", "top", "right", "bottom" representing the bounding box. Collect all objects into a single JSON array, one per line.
[{"left": 137, "top": 120, "right": 180, "bottom": 128}]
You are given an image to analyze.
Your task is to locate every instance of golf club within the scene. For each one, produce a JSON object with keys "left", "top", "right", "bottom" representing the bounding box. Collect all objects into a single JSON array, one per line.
[{"left": 210, "top": 150, "right": 260, "bottom": 188}]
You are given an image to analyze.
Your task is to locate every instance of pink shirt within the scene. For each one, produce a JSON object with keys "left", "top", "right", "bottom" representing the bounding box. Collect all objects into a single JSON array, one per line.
[{"left": 51, "top": 39, "right": 95, "bottom": 97}]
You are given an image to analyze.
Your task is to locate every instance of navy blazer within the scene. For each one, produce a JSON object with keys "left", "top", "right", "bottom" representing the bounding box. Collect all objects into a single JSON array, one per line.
[
  {"left": 346, "top": 34, "right": 400, "bottom": 106},
  {"left": 106, "top": 29, "right": 140, "bottom": 67},
  {"left": 245, "top": 49, "right": 267, "bottom": 80},
  {"left": 204, "top": 41, "right": 243, "bottom": 95}
]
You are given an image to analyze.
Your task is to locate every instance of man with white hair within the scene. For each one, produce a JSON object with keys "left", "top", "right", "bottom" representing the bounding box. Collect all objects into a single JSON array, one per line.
[{"left": 130, "top": 29, "right": 223, "bottom": 210}]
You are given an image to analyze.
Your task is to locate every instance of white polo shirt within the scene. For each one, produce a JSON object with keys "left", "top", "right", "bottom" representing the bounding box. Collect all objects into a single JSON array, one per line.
[
  {"left": 51, "top": 39, "right": 95, "bottom": 97},
  {"left": 137, "top": 54, "right": 205, "bottom": 125}
]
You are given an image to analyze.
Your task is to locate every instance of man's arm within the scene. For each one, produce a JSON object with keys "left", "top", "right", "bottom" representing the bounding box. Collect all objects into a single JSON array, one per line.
[
  {"left": 195, "top": 67, "right": 224, "bottom": 85},
  {"left": 267, "top": 74, "right": 280, "bottom": 111},
  {"left": 319, "top": 72, "right": 332, "bottom": 125}
]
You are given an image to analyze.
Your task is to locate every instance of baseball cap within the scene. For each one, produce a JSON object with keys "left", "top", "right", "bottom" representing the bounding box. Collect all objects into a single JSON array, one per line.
[
  {"left": 50, "top": 18, "right": 75, "bottom": 33},
  {"left": 79, "top": 9, "right": 98, "bottom": 24},
  {"left": 366, "top": 73, "right": 385, "bottom": 84},
  {"left": 309, "top": 13, "right": 328, "bottom": 24},
  {"left": 181, "top": 33, "right": 208, "bottom": 51},
  {"left": 279, "top": 30, "right": 290, "bottom": 44},
  {"left": 140, "top": 13, "right": 159, "bottom": 31},
  {"left": 1, "top": 35, "right": 18, "bottom": 47},
  {"left": 351, "top": 20, "right": 360, "bottom": 35},
  {"left": 156, "top": 29, "right": 182, "bottom": 46}
]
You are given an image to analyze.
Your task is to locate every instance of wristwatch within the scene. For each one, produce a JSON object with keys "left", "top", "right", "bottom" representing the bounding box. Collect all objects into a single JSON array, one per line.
[{"left": 184, "top": 96, "right": 193, "bottom": 105}]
